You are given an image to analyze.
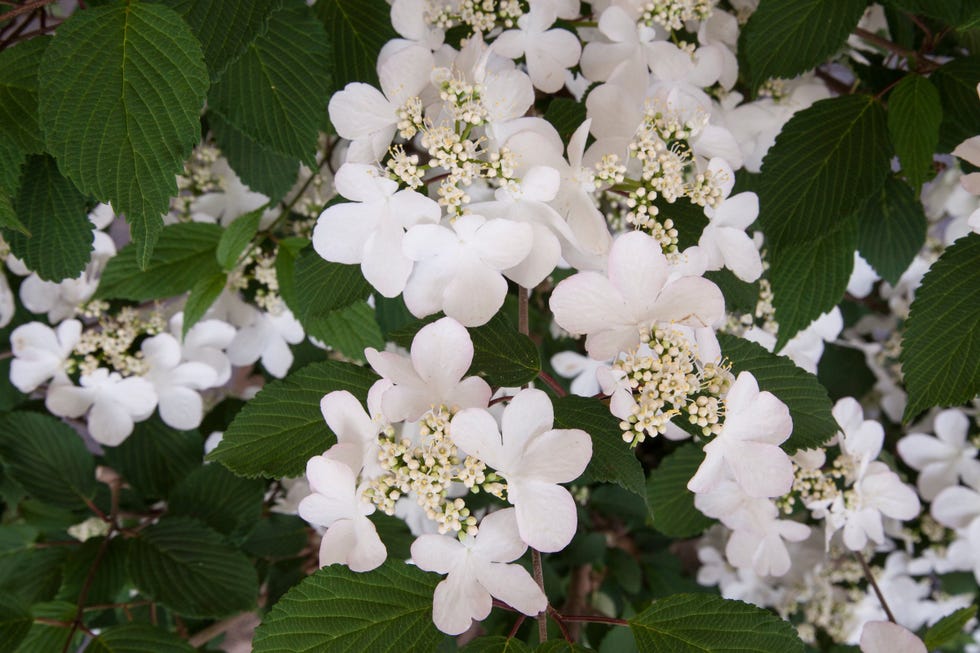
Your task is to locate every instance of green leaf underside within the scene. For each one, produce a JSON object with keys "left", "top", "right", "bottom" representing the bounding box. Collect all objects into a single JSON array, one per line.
[
  {"left": 101, "top": 422, "right": 201, "bottom": 500},
  {"left": 923, "top": 605, "right": 978, "bottom": 651},
  {"left": 181, "top": 272, "right": 228, "bottom": 337},
  {"left": 887, "top": 74, "right": 942, "bottom": 193},
  {"left": 56, "top": 537, "right": 128, "bottom": 606},
  {"left": 0, "top": 412, "right": 96, "bottom": 510},
  {"left": 0, "top": 37, "right": 49, "bottom": 155},
  {"left": 127, "top": 517, "right": 258, "bottom": 618},
  {"left": 469, "top": 312, "right": 541, "bottom": 387},
  {"left": 14, "top": 601, "right": 79, "bottom": 653},
  {"left": 313, "top": 0, "right": 397, "bottom": 90},
  {"left": 718, "top": 334, "right": 837, "bottom": 453},
  {"left": 216, "top": 208, "right": 263, "bottom": 269},
  {"left": 0, "top": 141, "right": 27, "bottom": 235},
  {"left": 209, "top": 109, "right": 300, "bottom": 202},
  {"left": 209, "top": 360, "right": 378, "bottom": 478},
  {"left": 292, "top": 247, "right": 373, "bottom": 322},
  {"left": 97, "top": 222, "right": 223, "bottom": 300},
  {"left": 900, "top": 233, "right": 980, "bottom": 420},
  {"left": 647, "top": 445, "right": 714, "bottom": 538},
  {"left": 305, "top": 300, "right": 385, "bottom": 361},
  {"left": 552, "top": 396, "right": 648, "bottom": 508},
  {"left": 856, "top": 176, "right": 927, "bottom": 284},
  {"left": 162, "top": 0, "right": 283, "bottom": 80},
  {"left": 769, "top": 217, "right": 857, "bottom": 348},
  {"left": 38, "top": 2, "right": 209, "bottom": 266},
  {"left": 209, "top": 2, "right": 331, "bottom": 166},
  {"left": 740, "top": 0, "right": 868, "bottom": 89},
  {"left": 629, "top": 593, "right": 804, "bottom": 653},
  {"left": 252, "top": 562, "right": 442, "bottom": 653},
  {"left": 6, "top": 154, "right": 92, "bottom": 282},
  {"left": 85, "top": 624, "right": 195, "bottom": 653},
  {"left": 758, "top": 95, "right": 891, "bottom": 247}
]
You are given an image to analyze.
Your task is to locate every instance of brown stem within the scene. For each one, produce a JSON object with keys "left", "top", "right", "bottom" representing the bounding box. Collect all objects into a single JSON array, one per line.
[
  {"left": 187, "top": 612, "right": 255, "bottom": 647},
  {"left": 0, "top": 0, "right": 56, "bottom": 23},
  {"left": 537, "top": 371, "right": 568, "bottom": 397},
  {"left": 83, "top": 600, "right": 153, "bottom": 612},
  {"left": 547, "top": 606, "right": 574, "bottom": 643},
  {"left": 507, "top": 614, "right": 526, "bottom": 638},
  {"left": 855, "top": 552, "right": 897, "bottom": 624},
  {"left": 558, "top": 614, "right": 629, "bottom": 626},
  {"left": 532, "top": 549, "right": 547, "bottom": 642},
  {"left": 852, "top": 26, "right": 939, "bottom": 72},
  {"left": 814, "top": 67, "right": 853, "bottom": 97},
  {"left": 518, "top": 285, "right": 529, "bottom": 337}
]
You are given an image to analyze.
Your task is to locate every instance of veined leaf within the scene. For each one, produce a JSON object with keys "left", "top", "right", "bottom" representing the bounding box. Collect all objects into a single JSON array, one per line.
[
  {"left": 210, "top": 109, "right": 299, "bottom": 203},
  {"left": 887, "top": 74, "right": 942, "bottom": 193},
  {"left": 85, "top": 624, "right": 195, "bottom": 653},
  {"left": 168, "top": 464, "right": 266, "bottom": 536},
  {"left": 856, "top": 176, "right": 927, "bottom": 284},
  {"left": 182, "top": 272, "right": 228, "bottom": 337},
  {"left": 0, "top": 37, "right": 49, "bottom": 155},
  {"left": 305, "top": 300, "right": 384, "bottom": 362},
  {"left": 312, "top": 0, "right": 396, "bottom": 90},
  {"left": 216, "top": 208, "right": 263, "bottom": 270},
  {"left": 101, "top": 421, "right": 202, "bottom": 500},
  {"left": 647, "top": 445, "right": 714, "bottom": 538},
  {"left": 931, "top": 56, "right": 980, "bottom": 152},
  {"left": 469, "top": 312, "right": 541, "bottom": 387}
]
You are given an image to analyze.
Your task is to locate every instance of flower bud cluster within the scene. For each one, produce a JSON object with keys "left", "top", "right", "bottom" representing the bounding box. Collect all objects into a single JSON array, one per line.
[
  {"left": 641, "top": 0, "right": 713, "bottom": 31},
  {"left": 71, "top": 305, "right": 165, "bottom": 377}
]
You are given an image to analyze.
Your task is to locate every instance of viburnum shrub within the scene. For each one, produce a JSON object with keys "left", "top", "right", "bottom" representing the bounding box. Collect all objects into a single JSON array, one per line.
[{"left": 0, "top": 0, "right": 978, "bottom": 651}]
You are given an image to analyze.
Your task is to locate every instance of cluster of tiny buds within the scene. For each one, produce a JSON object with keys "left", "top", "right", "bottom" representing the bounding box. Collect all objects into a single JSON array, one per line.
[
  {"left": 427, "top": 0, "right": 524, "bottom": 33},
  {"left": 640, "top": 0, "right": 714, "bottom": 31},
  {"left": 229, "top": 248, "right": 283, "bottom": 315},
  {"left": 622, "top": 186, "right": 681, "bottom": 255},
  {"left": 172, "top": 144, "right": 223, "bottom": 218},
  {"left": 435, "top": 72, "right": 487, "bottom": 126},
  {"left": 396, "top": 97, "right": 425, "bottom": 140},
  {"left": 783, "top": 458, "right": 838, "bottom": 513},
  {"left": 386, "top": 146, "right": 425, "bottom": 189},
  {"left": 593, "top": 154, "right": 627, "bottom": 186},
  {"left": 69, "top": 306, "right": 165, "bottom": 377}
]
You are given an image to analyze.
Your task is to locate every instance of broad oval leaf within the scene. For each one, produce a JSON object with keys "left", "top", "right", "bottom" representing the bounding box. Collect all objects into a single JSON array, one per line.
[
  {"left": 629, "top": 593, "right": 804, "bottom": 653},
  {"left": 313, "top": 0, "right": 396, "bottom": 90},
  {"left": 127, "top": 517, "right": 258, "bottom": 618},
  {"left": 758, "top": 94, "right": 891, "bottom": 248},
  {"left": 305, "top": 300, "right": 385, "bottom": 362},
  {"left": 168, "top": 463, "right": 266, "bottom": 536},
  {"left": 210, "top": 109, "right": 299, "bottom": 202},
  {"left": 39, "top": 2, "right": 209, "bottom": 266},
  {"left": 856, "top": 176, "right": 927, "bottom": 285},
  {"left": 887, "top": 74, "right": 942, "bottom": 193},
  {"left": 931, "top": 56, "right": 980, "bottom": 152},
  {"left": 0, "top": 594, "right": 32, "bottom": 653},
  {"left": 647, "top": 445, "right": 714, "bottom": 538},
  {"left": 900, "top": 233, "right": 980, "bottom": 420},
  {"left": 718, "top": 333, "right": 837, "bottom": 453},
  {"left": 252, "top": 561, "right": 442, "bottom": 653},
  {"left": 101, "top": 421, "right": 202, "bottom": 500},
  {"left": 208, "top": 360, "right": 378, "bottom": 478},
  {"left": 85, "top": 624, "right": 194, "bottom": 653},
  {"left": 0, "top": 37, "right": 48, "bottom": 155},
  {"left": 216, "top": 208, "right": 263, "bottom": 270},
  {"left": 923, "top": 605, "right": 978, "bottom": 651},
  {"left": 469, "top": 312, "right": 541, "bottom": 387}
]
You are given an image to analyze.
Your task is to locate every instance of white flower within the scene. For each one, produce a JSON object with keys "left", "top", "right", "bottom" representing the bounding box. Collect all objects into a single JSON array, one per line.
[
  {"left": 898, "top": 409, "right": 980, "bottom": 501},
  {"left": 0, "top": 273, "right": 12, "bottom": 328},
  {"left": 169, "top": 314, "right": 236, "bottom": 386},
  {"left": 930, "top": 477, "right": 980, "bottom": 533},
  {"left": 450, "top": 388, "right": 592, "bottom": 551},
  {"left": 550, "top": 231, "right": 725, "bottom": 360},
  {"left": 411, "top": 507, "right": 547, "bottom": 635},
  {"left": 10, "top": 320, "right": 82, "bottom": 392},
  {"left": 189, "top": 157, "right": 269, "bottom": 225},
  {"left": 550, "top": 350, "right": 608, "bottom": 397},
  {"left": 402, "top": 214, "right": 532, "bottom": 326},
  {"left": 493, "top": 4, "right": 581, "bottom": 93},
  {"left": 688, "top": 371, "right": 794, "bottom": 498},
  {"left": 699, "top": 192, "right": 763, "bottom": 282},
  {"left": 297, "top": 455, "right": 386, "bottom": 572},
  {"left": 859, "top": 621, "right": 926, "bottom": 653},
  {"left": 312, "top": 163, "right": 441, "bottom": 298},
  {"left": 579, "top": 6, "right": 656, "bottom": 82},
  {"left": 319, "top": 384, "right": 389, "bottom": 480},
  {"left": 226, "top": 304, "right": 304, "bottom": 379},
  {"left": 365, "top": 317, "right": 491, "bottom": 423},
  {"left": 46, "top": 369, "right": 157, "bottom": 446},
  {"left": 141, "top": 333, "right": 218, "bottom": 431}
]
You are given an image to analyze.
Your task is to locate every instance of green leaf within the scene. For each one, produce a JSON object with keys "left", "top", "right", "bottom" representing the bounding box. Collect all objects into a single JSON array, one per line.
[
  {"left": 653, "top": 196, "right": 707, "bottom": 251},
  {"left": 0, "top": 412, "right": 95, "bottom": 510},
  {"left": 469, "top": 312, "right": 541, "bottom": 387},
  {"left": 536, "top": 643, "right": 595, "bottom": 653},
  {"left": 253, "top": 561, "right": 442, "bottom": 653},
  {"left": 292, "top": 246, "right": 372, "bottom": 323},
  {"left": 0, "top": 143, "right": 27, "bottom": 236},
  {"left": 758, "top": 95, "right": 891, "bottom": 247},
  {"left": 182, "top": 272, "right": 228, "bottom": 337},
  {"left": 931, "top": 56, "right": 980, "bottom": 152},
  {"left": 856, "top": 176, "right": 927, "bottom": 284},
  {"left": 161, "top": 0, "right": 283, "bottom": 80},
  {"left": 210, "top": 110, "right": 300, "bottom": 203},
  {"left": 374, "top": 294, "right": 417, "bottom": 339},
  {"left": 740, "top": 0, "right": 868, "bottom": 88},
  {"left": 306, "top": 300, "right": 384, "bottom": 361},
  {"left": 97, "top": 223, "right": 223, "bottom": 300},
  {"left": 0, "top": 547, "right": 67, "bottom": 605},
  {"left": 629, "top": 594, "right": 804, "bottom": 653},
  {"left": 243, "top": 513, "right": 309, "bottom": 558},
  {"left": 0, "top": 594, "right": 31, "bottom": 653},
  {"left": 56, "top": 537, "right": 128, "bottom": 606},
  {"left": 216, "top": 209, "right": 263, "bottom": 269},
  {"left": 102, "top": 421, "right": 201, "bottom": 500},
  {"left": 463, "top": 637, "right": 533, "bottom": 653},
  {"left": 816, "top": 343, "right": 876, "bottom": 403},
  {"left": 39, "top": 2, "right": 209, "bottom": 266},
  {"left": 128, "top": 517, "right": 259, "bottom": 618},
  {"left": 85, "top": 624, "right": 195, "bottom": 653},
  {"left": 5, "top": 154, "right": 92, "bottom": 282},
  {"left": 312, "top": 0, "right": 397, "bottom": 90},
  {"left": 647, "top": 445, "right": 713, "bottom": 538},
  {"left": 900, "top": 233, "right": 980, "bottom": 420},
  {"left": 718, "top": 333, "right": 838, "bottom": 453},
  {"left": 0, "top": 37, "right": 49, "bottom": 155},
  {"left": 768, "top": 216, "right": 857, "bottom": 348},
  {"left": 923, "top": 605, "right": 977, "bottom": 650},
  {"left": 544, "top": 98, "right": 587, "bottom": 143},
  {"left": 168, "top": 464, "right": 266, "bottom": 536},
  {"left": 887, "top": 74, "right": 942, "bottom": 193},
  {"left": 209, "top": 2, "right": 331, "bottom": 166},
  {"left": 552, "top": 396, "right": 647, "bottom": 507},
  {"left": 209, "top": 360, "right": 378, "bottom": 478},
  {"left": 704, "top": 270, "right": 759, "bottom": 315},
  {"left": 13, "top": 602, "right": 79, "bottom": 653},
  {"left": 368, "top": 512, "right": 414, "bottom": 562}
]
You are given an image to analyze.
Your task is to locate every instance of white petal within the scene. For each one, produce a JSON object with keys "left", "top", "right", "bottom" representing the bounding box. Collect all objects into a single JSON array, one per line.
[
  {"left": 476, "top": 560, "right": 547, "bottom": 615},
  {"left": 470, "top": 508, "right": 526, "bottom": 562},
  {"left": 509, "top": 479, "right": 577, "bottom": 552},
  {"left": 860, "top": 621, "right": 927, "bottom": 653},
  {"left": 518, "top": 428, "right": 591, "bottom": 484},
  {"left": 500, "top": 388, "right": 554, "bottom": 457},
  {"left": 328, "top": 85, "right": 397, "bottom": 142},
  {"left": 411, "top": 534, "right": 463, "bottom": 575},
  {"left": 158, "top": 387, "right": 204, "bottom": 430},
  {"left": 549, "top": 272, "right": 629, "bottom": 336},
  {"left": 88, "top": 398, "right": 137, "bottom": 446},
  {"left": 431, "top": 566, "right": 492, "bottom": 635},
  {"left": 411, "top": 317, "right": 473, "bottom": 389},
  {"left": 313, "top": 202, "right": 377, "bottom": 265},
  {"left": 450, "top": 408, "right": 506, "bottom": 471}
]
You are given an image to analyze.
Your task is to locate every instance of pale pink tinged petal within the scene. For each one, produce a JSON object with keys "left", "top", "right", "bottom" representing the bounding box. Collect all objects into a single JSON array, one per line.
[
  {"left": 470, "top": 509, "right": 526, "bottom": 561},
  {"left": 450, "top": 408, "right": 506, "bottom": 470},
  {"left": 442, "top": 261, "right": 508, "bottom": 327},
  {"left": 431, "top": 567, "right": 492, "bottom": 635},
  {"left": 934, "top": 409, "right": 970, "bottom": 445},
  {"left": 897, "top": 434, "right": 950, "bottom": 470},
  {"left": 88, "top": 398, "right": 136, "bottom": 447},
  {"left": 10, "top": 321, "right": 59, "bottom": 356},
  {"left": 649, "top": 276, "right": 725, "bottom": 327},
  {"left": 45, "top": 383, "right": 93, "bottom": 418},
  {"left": 585, "top": 327, "right": 642, "bottom": 361},
  {"left": 321, "top": 391, "right": 374, "bottom": 446},
  {"left": 510, "top": 480, "right": 578, "bottom": 552},
  {"left": 347, "top": 516, "right": 387, "bottom": 571},
  {"left": 365, "top": 349, "right": 420, "bottom": 386},
  {"left": 931, "top": 486, "right": 980, "bottom": 529},
  {"left": 156, "top": 387, "right": 202, "bottom": 430},
  {"left": 500, "top": 388, "right": 554, "bottom": 451},
  {"left": 411, "top": 317, "right": 474, "bottom": 388},
  {"left": 518, "top": 429, "right": 592, "bottom": 484},
  {"left": 379, "top": 45, "right": 434, "bottom": 104},
  {"left": 597, "top": 5, "right": 637, "bottom": 42},
  {"left": 714, "top": 228, "right": 762, "bottom": 282},
  {"left": 860, "top": 621, "right": 927, "bottom": 653},
  {"left": 333, "top": 163, "right": 397, "bottom": 202},
  {"left": 447, "top": 376, "right": 492, "bottom": 412},
  {"left": 366, "top": 380, "right": 392, "bottom": 418},
  {"left": 411, "top": 534, "right": 463, "bottom": 574},
  {"left": 473, "top": 219, "right": 533, "bottom": 270},
  {"left": 312, "top": 202, "right": 378, "bottom": 264},
  {"left": 402, "top": 224, "right": 455, "bottom": 260},
  {"left": 952, "top": 135, "right": 980, "bottom": 167},
  {"left": 723, "top": 529, "right": 759, "bottom": 571},
  {"left": 961, "top": 171, "right": 980, "bottom": 194},
  {"left": 755, "top": 532, "right": 792, "bottom": 577},
  {"left": 259, "top": 334, "right": 293, "bottom": 379},
  {"left": 491, "top": 29, "right": 525, "bottom": 58},
  {"left": 323, "top": 442, "right": 364, "bottom": 476},
  {"left": 551, "top": 351, "right": 588, "bottom": 377},
  {"left": 305, "top": 455, "right": 356, "bottom": 498},
  {"left": 476, "top": 560, "right": 547, "bottom": 615},
  {"left": 728, "top": 441, "right": 794, "bottom": 498},
  {"left": 328, "top": 85, "right": 397, "bottom": 142},
  {"left": 316, "top": 519, "right": 359, "bottom": 568},
  {"left": 390, "top": 189, "right": 443, "bottom": 228},
  {"left": 607, "top": 232, "right": 670, "bottom": 317},
  {"left": 168, "top": 362, "right": 218, "bottom": 391},
  {"left": 549, "top": 272, "right": 628, "bottom": 335}
]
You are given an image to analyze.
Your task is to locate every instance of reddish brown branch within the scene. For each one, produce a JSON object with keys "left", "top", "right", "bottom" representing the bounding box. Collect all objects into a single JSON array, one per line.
[{"left": 0, "top": 0, "right": 56, "bottom": 23}]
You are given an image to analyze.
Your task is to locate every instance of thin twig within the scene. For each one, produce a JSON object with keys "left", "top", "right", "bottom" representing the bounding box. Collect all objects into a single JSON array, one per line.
[
  {"left": 855, "top": 552, "right": 897, "bottom": 624},
  {"left": 187, "top": 612, "right": 254, "bottom": 647},
  {"left": 532, "top": 550, "right": 547, "bottom": 642},
  {"left": 547, "top": 606, "right": 574, "bottom": 643},
  {"left": 537, "top": 371, "right": 567, "bottom": 397},
  {"left": 0, "top": 0, "right": 56, "bottom": 23},
  {"left": 507, "top": 614, "right": 526, "bottom": 638},
  {"left": 558, "top": 614, "right": 629, "bottom": 626}
]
